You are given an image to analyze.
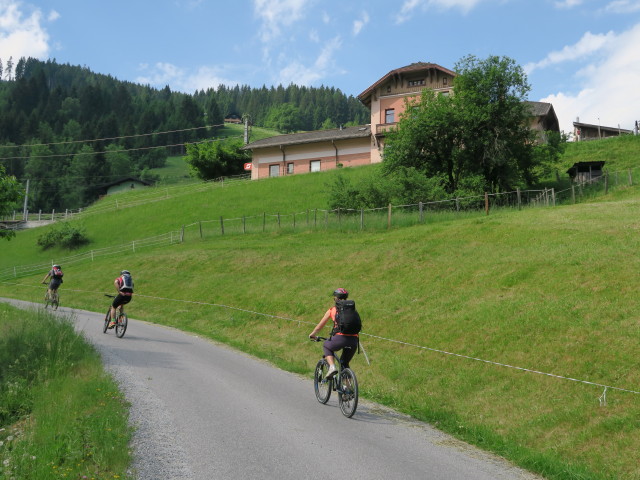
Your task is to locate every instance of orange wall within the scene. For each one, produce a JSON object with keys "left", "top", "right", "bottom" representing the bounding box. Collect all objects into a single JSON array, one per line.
[
  {"left": 379, "top": 96, "right": 417, "bottom": 124},
  {"left": 251, "top": 138, "right": 371, "bottom": 179}
]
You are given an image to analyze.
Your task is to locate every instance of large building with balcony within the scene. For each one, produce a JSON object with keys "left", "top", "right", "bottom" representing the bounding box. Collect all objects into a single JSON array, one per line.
[{"left": 243, "top": 62, "right": 557, "bottom": 179}]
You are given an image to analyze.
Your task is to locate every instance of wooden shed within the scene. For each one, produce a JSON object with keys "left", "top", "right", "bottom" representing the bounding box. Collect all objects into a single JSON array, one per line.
[{"left": 567, "top": 161, "right": 605, "bottom": 184}]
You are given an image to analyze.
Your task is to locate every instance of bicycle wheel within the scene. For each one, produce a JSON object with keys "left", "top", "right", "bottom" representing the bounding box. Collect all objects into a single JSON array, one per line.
[
  {"left": 115, "top": 313, "right": 128, "bottom": 338},
  {"left": 51, "top": 292, "right": 59, "bottom": 310},
  {"left": 314, "top": 359, "right": 332, "bottom": 404},
  {"left": 103, "top": 309, "right": 111, "bottom": 334},
  {"left": 44, "top": 292, "right": 50, "bottom": 309},
  {"left": 338, "top": 368, "right": 358, "bottom": 418}
]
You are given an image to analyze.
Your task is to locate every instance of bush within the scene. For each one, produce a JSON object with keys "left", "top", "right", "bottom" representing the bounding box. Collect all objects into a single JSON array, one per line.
[
  {"left": 36, "top": 222, "right": 89, "bottom": 250},
  {"left": 327, "top": 167, "right": 452, "bottom": 210}
]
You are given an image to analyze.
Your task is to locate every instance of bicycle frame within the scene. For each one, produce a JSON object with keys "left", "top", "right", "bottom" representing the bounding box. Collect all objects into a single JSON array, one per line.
[{"left": 311, "top": 336, "right": 359, "bottom": 418}]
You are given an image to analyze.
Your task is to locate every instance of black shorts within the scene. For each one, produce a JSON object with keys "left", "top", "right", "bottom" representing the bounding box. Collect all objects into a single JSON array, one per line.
[
  {"left": 112, "top": 294, "right": 132, "bottom": 309},
  {"left": 48, "top": 279, "right": 62, "bottom": 291},
  {"left": 323, "top": 335, "right": 359, "bottom": 368}
]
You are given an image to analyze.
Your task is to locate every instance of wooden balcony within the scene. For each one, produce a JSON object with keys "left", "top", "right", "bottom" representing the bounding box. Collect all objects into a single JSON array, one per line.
[{"left": 376, "top": 123, "right": 398, "bottom": 135}]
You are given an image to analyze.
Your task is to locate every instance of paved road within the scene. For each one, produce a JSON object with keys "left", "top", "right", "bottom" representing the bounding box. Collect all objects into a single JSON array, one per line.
[{"left": 3, "top": 299, "right": 541, "bottom": 480}]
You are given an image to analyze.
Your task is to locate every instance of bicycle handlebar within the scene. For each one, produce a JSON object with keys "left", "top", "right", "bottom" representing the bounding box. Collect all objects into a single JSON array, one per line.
[
  {"left": 104, "top": 294, "right": 116, "bottom": 298},
  {"left": 310, "top": 336, "right": 328, "bottom": 342}
]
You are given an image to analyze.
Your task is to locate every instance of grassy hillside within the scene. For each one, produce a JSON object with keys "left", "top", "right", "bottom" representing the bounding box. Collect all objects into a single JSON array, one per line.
[{"left": 2, "top": 135, "right": 640, "bottom": 480}]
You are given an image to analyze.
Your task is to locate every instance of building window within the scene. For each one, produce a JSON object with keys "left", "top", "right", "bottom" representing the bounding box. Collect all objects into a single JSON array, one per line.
[
  {"left": 269, "top": 164, "right": 280, "bottom": 177},
  {"left": 408, "top": 79, "right": 425, "bottom": 87},
  {"left": 443, "top": 77, "right": 448, "bottom": 86},
  {"left": 287, "top": 163, "right": 294, "bottom": 174},
  {"left": 385, "top": 109, "right": 395, "bottom": 124},
  {"left": 310, "top": 160, "right": 321, "bottom": 172}
]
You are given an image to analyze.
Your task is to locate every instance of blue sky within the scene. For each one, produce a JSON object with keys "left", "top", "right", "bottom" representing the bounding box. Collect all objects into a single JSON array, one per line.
[{"left": 1, "top": 0, "right": 639, "bottom": 136}]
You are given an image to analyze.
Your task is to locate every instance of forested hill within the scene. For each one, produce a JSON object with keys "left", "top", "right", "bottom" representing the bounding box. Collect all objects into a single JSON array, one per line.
[{"left": 0, "top": 57, "right": 369, "bottom": 211}]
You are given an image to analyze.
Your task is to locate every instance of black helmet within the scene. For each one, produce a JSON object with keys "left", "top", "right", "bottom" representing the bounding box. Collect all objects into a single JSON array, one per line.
[
  {"left": 53, "top": 264, "right": 61, "bottom": 268},
  {"left": 333, "top": 288, "right": 348, "bottom": 300},
  {"left": 121, "top": 270, "right": 131, "bottom": 275}
]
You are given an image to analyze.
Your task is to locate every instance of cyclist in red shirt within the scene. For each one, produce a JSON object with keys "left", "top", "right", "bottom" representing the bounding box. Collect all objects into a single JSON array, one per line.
[{"left": 309, "top": 288, "right": 359, "bottom": 378}]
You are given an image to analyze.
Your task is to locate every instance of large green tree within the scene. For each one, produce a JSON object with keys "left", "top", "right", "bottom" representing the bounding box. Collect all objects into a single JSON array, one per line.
[
  {"left": 0, "top": 164, "right": 24, "bottom": 240},
  {"left": 384, "top": 55, "right": 537, "bottom": 194},
  {"left": 184, "top": 140, "right": 249, "bottom": 180}
]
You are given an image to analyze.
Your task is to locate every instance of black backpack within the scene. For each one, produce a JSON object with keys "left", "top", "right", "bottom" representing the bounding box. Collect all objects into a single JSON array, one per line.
[
  {"left": 119, "top": 274, "right": 134, "bottom": 293},
  {"left": 335, "top": 299, "right": 362, "bottom": 335}
]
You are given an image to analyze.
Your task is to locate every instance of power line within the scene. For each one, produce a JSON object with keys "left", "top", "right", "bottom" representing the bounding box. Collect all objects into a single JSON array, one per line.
[
  {"left": 0, "top": 123, "right": 226, "bottom": 151},
  {"left": 0, "top": 134, "right": 244, "bottom": 162}
]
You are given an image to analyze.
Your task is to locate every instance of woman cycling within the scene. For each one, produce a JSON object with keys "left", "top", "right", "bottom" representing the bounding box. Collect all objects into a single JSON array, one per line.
[{"left": 309, "top": 288, "right": 359, "bottom": 378}]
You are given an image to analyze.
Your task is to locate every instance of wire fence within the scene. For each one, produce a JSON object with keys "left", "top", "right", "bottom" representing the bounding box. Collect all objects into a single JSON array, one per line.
[
  {"left": 1, "top": 281, "right": 638, "bottom": 402},
  {"left": 0, "top": 173, "right": 252, "bottom": 225},
  {"left": 1, "top": 166, "right": 638, "bottom": 283}
]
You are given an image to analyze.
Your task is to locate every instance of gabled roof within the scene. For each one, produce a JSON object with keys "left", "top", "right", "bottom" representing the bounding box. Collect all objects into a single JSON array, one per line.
[
  {"left": 524, "top": 101, "right": 554, "bottom": 117},
  {"left": 101, "top": 177, "right": 152, "bottom": 189},
  {"left": 242, "top": 125, "right": 371, "bottom": 150},
  {"left": 357, "top": 62, "right": 457, "bottom": 106},
  {"left": 573, "top": 121, "right": 632, "bottom": 134}
]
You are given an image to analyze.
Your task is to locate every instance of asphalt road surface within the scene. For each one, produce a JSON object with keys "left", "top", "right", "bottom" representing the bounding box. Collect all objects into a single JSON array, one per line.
[{"left": 3, "top": 298, "right": 541, "bottom": 480}]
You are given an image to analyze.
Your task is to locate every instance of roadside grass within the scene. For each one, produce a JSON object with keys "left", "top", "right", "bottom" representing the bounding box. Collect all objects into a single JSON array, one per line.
[
  {"left": 2, "top": 135, "right": 640, "bottom": 479},
  {"left": 0, "top": 303, "right": 132, "bottom": 480}
]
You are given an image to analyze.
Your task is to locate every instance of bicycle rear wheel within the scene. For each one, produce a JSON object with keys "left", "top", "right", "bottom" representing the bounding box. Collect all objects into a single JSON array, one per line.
[
  {"left": 115, "top": 313, "right": 128, "bottom": 338},
  {"left": 103, "top": 309, "right": 111, "bottom": 334},
  {"left": 51, "top": 292, "right": 59, "bottom": 310},
  {"left": 338, "top": 368, "right": 358, "bottom": 418},
  {"left": 314, "top": 359, "right": 332, "bottom": 404}
]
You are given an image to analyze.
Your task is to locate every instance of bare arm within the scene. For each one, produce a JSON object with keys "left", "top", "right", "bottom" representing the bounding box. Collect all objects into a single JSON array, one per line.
[{"left": 309, "top": 309, "right": 332, "bottom": 338}]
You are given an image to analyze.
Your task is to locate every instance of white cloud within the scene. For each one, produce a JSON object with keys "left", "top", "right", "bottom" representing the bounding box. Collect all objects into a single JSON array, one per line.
[
  {"left": 136, "top": 62, "right": 184, "bottom": 88},
  {"left": 524, "top": 31, "right": 615, "bottom": 74},
  {"left": 47, "top": 10, "right": 59, "bottom": 22},
  {"left": 554, "top": 0, "right": 583, "bottom": 8},
  {"left": 276, "top": 36, "right": 342, "bottom": 86},
  {"left": 352, "top": 11, "right": 369, "bottom": 36},
  {"left": 604, "top": 0, "right": 640, "bottom": 13},
  {"left": 253, "top": 0, "right": 309, "bottom": 42},
  {"left": 0, "top": 1, "right": 53, "bottom": 60},
  {"left": 395, "top": 0, "right": 483, "bottom": 23},
  {"left": 540, "top": 23, "right": 640, "bottom": 134},
  {"left": 136, "top": 62, "right": 238, "bottom": 93}
]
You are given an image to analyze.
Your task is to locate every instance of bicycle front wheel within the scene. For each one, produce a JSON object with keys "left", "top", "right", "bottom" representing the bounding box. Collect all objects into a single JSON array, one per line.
[
  {"left": 115, "top": 313, "right": 128, "bottom": 338},
  {"left": 103, "top": 309, "right": 111, "bottom": 334},
  {"left": 338, "top": 368, "right": 358, "bottom": 418},
  {"left": 52, "top": 293, "right": 59, "bottom": 310},
  {"left": 314, "top": 359, "right": 332, "bottom": 404}
]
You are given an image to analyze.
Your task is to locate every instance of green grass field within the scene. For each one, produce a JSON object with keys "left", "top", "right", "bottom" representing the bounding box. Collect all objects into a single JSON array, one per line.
[
  {"left": 1, "top": 135, "right": 640, "bottom": 479},
  {"left": 0, "top": 304, "right": 132, "bottom": 480}
]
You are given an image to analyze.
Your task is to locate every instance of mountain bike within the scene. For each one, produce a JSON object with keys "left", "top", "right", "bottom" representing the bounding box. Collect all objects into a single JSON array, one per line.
[
  {"left": 103, "top": 294, "right": 128, "bottom": 338},
  {"left": 311, "top": 336, "right": 359, "bottom": 418},
  {"left": 42, "top": 283, "right": 59, "bottom": 310}
]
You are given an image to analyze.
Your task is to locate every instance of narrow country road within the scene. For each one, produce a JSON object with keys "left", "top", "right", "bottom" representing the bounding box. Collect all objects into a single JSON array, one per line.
[{"left": 3, "top": 299, "right": 541, "bottom": 480}]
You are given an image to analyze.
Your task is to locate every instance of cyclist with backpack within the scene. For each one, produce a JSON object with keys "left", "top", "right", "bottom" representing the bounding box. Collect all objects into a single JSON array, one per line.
[
  {"left": 309, "top": 288, "right": 361, "bottom": 378},
  {"left": 42, "top": 264, "right": 63, "bottom": 298},
  {"left": 108, "top": 270, "right": 134, "bottom": 328}
]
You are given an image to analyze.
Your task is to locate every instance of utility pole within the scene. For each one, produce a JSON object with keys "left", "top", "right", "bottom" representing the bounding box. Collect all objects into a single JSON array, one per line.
[
  {"left": 22, "top": 179, "right": 29, "bottom": 219},
  {"left": 242, "top": 114, "right": 251, "bottom": 145}
]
